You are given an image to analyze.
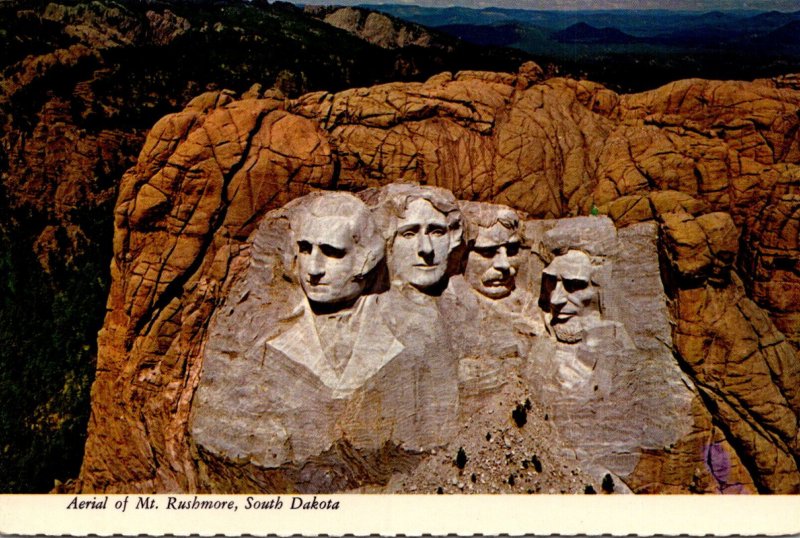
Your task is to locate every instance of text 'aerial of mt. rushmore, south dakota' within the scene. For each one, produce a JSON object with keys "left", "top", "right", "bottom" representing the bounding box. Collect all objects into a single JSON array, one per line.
[{"left": 3, "top": 0, "right": 800, "bottom": 497}]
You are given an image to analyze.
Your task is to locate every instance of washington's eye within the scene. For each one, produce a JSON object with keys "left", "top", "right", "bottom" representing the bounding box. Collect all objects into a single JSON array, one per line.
[
  {"left": 542, "top": 273, "right": 556, "bottom": 290},
  {"left": 563, "top": 278, "right": 588, "bottom": 293},
  {"left": 320, "top": 244, "right": 347, "bottom": 259},
  {"left": 506, "top": 242, "right": 520, "bottom": 257},
  {"left": 297, "top": 241, "right": 312, "bottom": 254}
]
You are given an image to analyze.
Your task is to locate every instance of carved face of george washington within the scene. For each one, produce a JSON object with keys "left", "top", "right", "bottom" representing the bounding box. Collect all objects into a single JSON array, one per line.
[{"left": 293, "top": 193, "right": 384, "bottom": 308}]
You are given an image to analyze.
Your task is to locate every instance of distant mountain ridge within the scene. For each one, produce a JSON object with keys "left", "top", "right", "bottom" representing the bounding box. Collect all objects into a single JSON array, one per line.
[
  {"left": 437, "top": 22, "right": 521, "bottom": 47},
  {"left": 365, "top": 4, "right": 800, "bottom": 92},
  {"left": 305, "top": 5, "right": 450, "bottom": 50},
  {"left": 552, "top": 22, "right": 640, "bottom": 45},
  {"left": 756, "top": 19, "right": 800, "bottom": 50},
  {"left": 363, "top": 4, "right": 800, "bottom": 41}
]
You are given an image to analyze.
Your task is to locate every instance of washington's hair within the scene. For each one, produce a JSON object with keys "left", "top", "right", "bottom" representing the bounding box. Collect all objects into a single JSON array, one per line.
[{"left": 290, "top": 191, "right": 385, "bottom": 278}]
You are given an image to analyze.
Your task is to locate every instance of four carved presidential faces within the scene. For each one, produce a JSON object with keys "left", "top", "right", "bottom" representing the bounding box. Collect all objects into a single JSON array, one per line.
[{"left": 292, "top": 193, "right": 600, "bottom": 340}]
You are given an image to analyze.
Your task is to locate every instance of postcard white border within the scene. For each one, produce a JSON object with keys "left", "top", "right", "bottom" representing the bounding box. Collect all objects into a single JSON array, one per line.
[{"left": 2, "top": 494, "right": 800, "bottom": 536}]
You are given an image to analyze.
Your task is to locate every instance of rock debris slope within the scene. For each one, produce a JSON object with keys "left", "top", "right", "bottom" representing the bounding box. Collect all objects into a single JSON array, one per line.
[{"left": 79, "top": 65, "right": 800, "bottom": 493}]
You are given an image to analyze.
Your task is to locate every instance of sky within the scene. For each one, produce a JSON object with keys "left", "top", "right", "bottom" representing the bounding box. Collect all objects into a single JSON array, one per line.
[{"left": 293, "top": 0, "right": 800, "bottom": 10}]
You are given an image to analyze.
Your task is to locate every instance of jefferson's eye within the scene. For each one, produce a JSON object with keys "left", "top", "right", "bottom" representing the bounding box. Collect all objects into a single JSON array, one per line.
[
  {"left": 428, "top": 225, "right": 447, "bottom": 237},
  {"left": 297, "top": 241, "right": 312, "bottom": 254},
  {"left": 563, "top": 278, "right": 588, "bottom": 293},
  {"left": 401, "top": 230, "right": 417, "bottom": 239},
  {"left": 320, "top": 244, "right": 347, "bottom": 259},
  {"left": 506, "top": 242, "right": 520, "bottom": 257}
]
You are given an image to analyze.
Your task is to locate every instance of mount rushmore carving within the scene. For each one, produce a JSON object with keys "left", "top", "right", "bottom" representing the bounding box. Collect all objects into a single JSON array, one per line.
[
  {"left": 73, "top": 68, "right": 800, "bottom": 494},
  {"left": 190, "top": 184, "right": 694, "bottom": 493}
]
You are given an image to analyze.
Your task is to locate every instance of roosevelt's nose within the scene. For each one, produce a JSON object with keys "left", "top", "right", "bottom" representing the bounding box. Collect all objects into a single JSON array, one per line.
[
  {"left": 493, "top": 247, "right": 510, "bottom": 271},
  {"left": 550, "top": 280, "right": 568, "bottom": 307}
]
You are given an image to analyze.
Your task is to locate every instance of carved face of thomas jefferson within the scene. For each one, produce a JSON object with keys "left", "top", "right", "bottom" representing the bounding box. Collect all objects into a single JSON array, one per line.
[{"left": 391, "top": 198, "right": 452, "bottom": 290}]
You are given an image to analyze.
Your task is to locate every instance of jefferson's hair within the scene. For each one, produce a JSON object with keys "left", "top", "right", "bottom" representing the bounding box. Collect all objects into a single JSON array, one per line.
[{"left": 375, "top": 183, "right": 463, "bottom": 250}]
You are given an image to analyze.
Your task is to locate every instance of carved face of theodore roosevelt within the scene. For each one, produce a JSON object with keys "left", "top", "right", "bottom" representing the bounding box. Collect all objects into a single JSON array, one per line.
[
  {"left": 464, "top": 210, "right": 522, "bottom": 300},
  {"left": 293, "top": 193, "right": 384, "bottom": 307}
]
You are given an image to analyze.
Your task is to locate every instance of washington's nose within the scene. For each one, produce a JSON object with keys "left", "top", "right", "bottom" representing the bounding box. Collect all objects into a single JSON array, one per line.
[
  {"left": 308, "top": 248, "right": 325, "bottom": 276},
  {"left": 550, "top": 280, "right": 568, "bottom": 306}
]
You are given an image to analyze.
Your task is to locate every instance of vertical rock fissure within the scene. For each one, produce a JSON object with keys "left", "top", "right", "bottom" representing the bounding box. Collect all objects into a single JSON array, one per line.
[{"left": 130, "top": 110, "right": 267, "bottom": 339}]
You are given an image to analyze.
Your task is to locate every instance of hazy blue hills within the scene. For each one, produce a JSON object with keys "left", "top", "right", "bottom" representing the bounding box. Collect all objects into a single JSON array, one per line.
[
  {"left": 754, "top": 20, "right": 800, "bottom": 52},
  {"left": 362, "top": 5, "right": 800, "bottom": 92},
  {"left": 552, "top": 23, "right": 641, "bottom": 45},
  {"left": 436, "top": 23, "right": 522, "bottom": 47}
]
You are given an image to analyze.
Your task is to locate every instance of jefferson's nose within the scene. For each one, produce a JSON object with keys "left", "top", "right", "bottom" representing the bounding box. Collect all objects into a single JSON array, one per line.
[{"left": 418, "top": 233, "right": 433, "bottom": 255}]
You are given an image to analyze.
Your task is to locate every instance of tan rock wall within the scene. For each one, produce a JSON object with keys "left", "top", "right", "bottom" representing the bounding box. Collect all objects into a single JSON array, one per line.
[{"left": 79, "top": 68, "right": 800, "bottom": 492}]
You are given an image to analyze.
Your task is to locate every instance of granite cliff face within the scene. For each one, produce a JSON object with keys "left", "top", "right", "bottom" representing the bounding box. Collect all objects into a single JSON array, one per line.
[
  {"left": 306, "top": 6, "right": 441, "bottom": 50},
  {"left": 78, "top": 65, "right": 800, "bottom": 493}
]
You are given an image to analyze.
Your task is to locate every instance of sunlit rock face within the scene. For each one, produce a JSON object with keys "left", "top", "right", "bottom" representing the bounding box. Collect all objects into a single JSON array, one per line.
[{"left": 79, "top": 69, "right": 800, "bottom": 494}]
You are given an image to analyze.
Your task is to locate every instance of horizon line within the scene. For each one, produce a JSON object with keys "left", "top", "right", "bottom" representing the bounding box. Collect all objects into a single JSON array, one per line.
[{"left": 290, "top": 0, "right": 800, "bottom": 13}]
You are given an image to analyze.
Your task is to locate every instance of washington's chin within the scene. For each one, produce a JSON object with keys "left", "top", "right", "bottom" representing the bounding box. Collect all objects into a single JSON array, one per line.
[{"left": 303, "top": 287, "right": 359, "bottom": 305}]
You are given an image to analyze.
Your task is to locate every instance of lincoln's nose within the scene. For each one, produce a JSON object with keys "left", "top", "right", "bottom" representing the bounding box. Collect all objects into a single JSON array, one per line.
[{"left": 550, "top": 280, "right": 568, "bottom": 308}]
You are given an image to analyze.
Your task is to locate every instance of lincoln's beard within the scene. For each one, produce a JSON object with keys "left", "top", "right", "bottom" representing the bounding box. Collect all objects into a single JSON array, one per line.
[{"left": 551, "top": 316, "right": 583, "bottom": 343}]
